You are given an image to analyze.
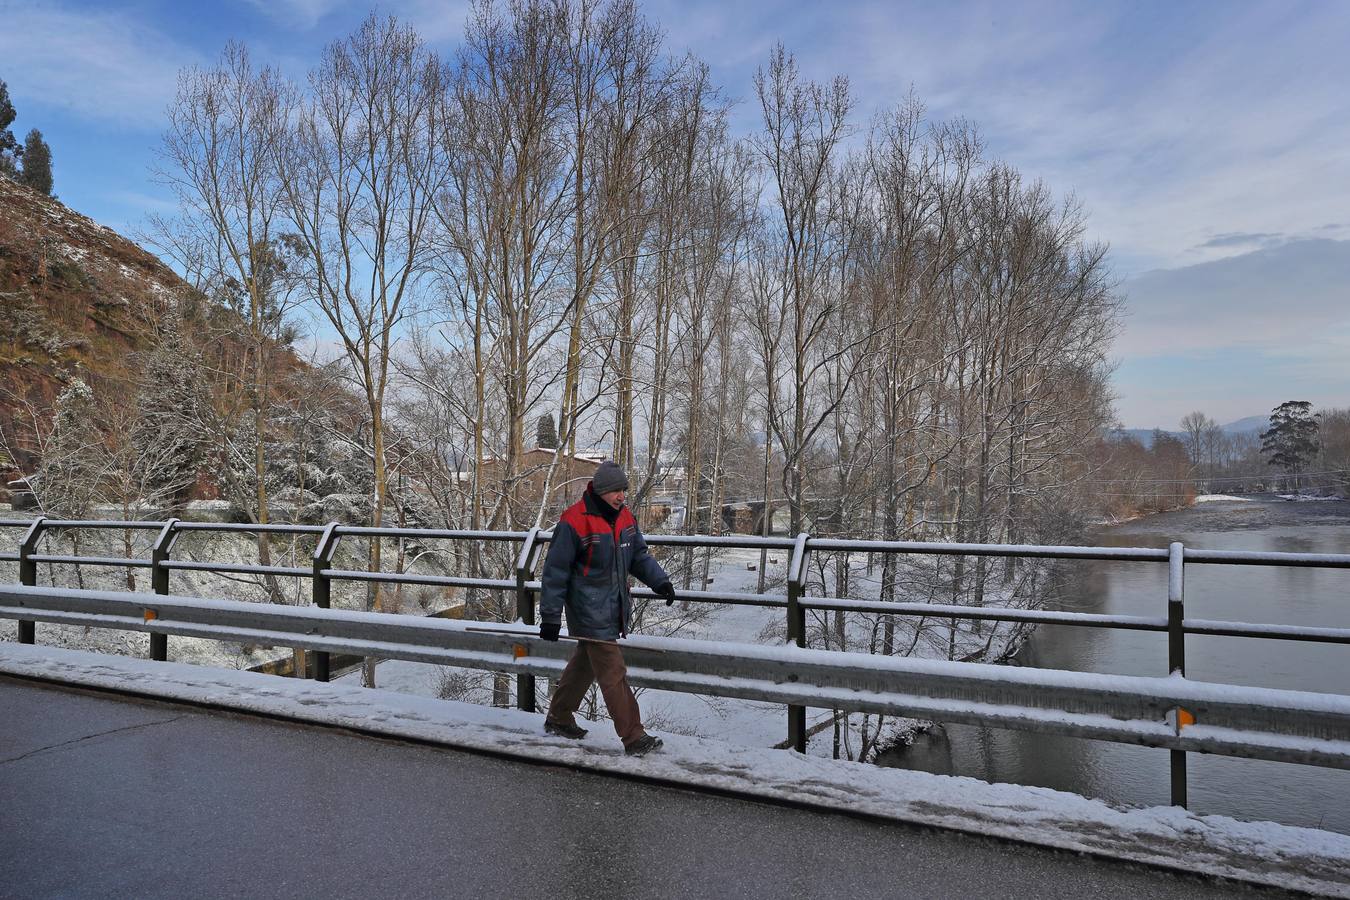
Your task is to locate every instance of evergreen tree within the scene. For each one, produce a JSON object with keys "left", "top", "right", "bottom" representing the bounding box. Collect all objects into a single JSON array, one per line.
[
  {"left": 536, "top": 413, "right": 558, "bottom": 450},
  {"left": 1261, "top": 400, "right": 1319, "bottom": 486},
  {"left": 0, "top": 79, "right": 19, "bottom": 178},
  {"left": 19, "top": 128, "right": 52, "bottom": 195},
  {"left": 132, "top": 315, "right": 209, "bottom": 507}
]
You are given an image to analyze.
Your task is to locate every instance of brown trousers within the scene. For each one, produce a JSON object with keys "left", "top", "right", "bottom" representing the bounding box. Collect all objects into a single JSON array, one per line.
[{"left": 546, "top": 639, "right": 646, "bottom": 748}]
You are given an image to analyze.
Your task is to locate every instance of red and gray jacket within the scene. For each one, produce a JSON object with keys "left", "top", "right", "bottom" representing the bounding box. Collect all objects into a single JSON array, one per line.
[{"left": 540, "top": 485, "right": 669, "bottom": 640}]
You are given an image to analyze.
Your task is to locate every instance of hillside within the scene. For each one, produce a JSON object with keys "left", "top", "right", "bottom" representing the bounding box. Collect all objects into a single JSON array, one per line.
[
  {"left": 0, "top": 177, "right": 188, "bottom": 481},
  {"left": 0, "top": 178, "right": 359, "bottom": 517},
  {"left": 1220, "top": 415, "right": 1268, "bottom": 435}
]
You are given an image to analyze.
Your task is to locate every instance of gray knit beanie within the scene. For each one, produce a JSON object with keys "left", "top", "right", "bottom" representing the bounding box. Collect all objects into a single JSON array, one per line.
[{"left": 592, "top": 459, "right": 629, "bottom": 494}]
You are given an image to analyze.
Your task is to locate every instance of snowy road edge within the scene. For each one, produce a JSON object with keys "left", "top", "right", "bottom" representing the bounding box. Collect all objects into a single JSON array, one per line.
[{"left": 3, "top": 643, "right": 1348, "bottom": 897}]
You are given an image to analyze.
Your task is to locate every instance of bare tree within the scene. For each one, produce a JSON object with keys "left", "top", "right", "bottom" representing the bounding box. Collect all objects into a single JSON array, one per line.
[
  {"left": 154, "top": 42, "right": 300, "bottom": 600},
  {"left": 279, "top": 14, "right": 447, "bottom": 684},
  {"left": 556, "top": 0, "right": 667, "bottom": 460},
  {"left": 1179, "top": 411, "right": 1216, "bottom": 469},
  {"left": 137, "top": 9, "right": 1131, "bottom": 742},
  {"left": 749, "top": 45, "right": 865, "bottom": 534},
  {"left": 437, "top": 0, "right": 573, "bottom": 531},
  {"left": 4, "top": 380, "right": 102, "bottom": 589}
]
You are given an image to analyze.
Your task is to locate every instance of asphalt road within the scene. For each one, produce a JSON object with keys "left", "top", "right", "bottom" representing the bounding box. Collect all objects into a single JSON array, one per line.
[{"left": 0, "top": 677, "right": 1283, "bottom": 899}]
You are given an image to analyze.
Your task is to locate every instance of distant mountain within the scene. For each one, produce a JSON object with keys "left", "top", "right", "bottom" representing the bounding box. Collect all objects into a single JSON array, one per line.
[
  {"left": 1221, "top": 416, "right": 1266, "bottom": 434},
  {"left": 1115, "top": 414, "right": 1265, "bottom": 448}
]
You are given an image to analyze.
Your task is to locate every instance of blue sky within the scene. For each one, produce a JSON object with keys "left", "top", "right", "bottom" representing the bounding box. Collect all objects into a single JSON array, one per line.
[{"left": 3, "top": 0, "right": 1348, "bottom": 428}]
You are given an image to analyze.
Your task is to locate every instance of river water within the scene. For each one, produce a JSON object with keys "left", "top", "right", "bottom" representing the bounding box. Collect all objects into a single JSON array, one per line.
[{"left": 879, "top": 498, "right": 1350, "bottom": 833}]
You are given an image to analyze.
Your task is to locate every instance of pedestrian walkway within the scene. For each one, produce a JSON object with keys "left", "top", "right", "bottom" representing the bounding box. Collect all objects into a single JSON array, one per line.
[{"left": 1, "top": 678, "right": 1276, "bottom": 899}]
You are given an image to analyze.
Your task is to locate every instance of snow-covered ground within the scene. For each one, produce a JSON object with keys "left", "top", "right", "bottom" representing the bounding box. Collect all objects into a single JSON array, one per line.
[
  {"left": 0, "top": 530, "right": 1060, "bottom": 758},
  {"left": 4, "top": 642, "right": 1348, "bottom": 897},
  {"left": 342, "top": 547, "right": 803, "bottom": 747},
  {"left": 1194, "top": 494, "right": 1255, "bottom": 503},
  {"left": 0, "top": 523, "right": 458, "bottom": 671},
  {"left": 338, "top": 545, "right": 997, "bottom": 756}
]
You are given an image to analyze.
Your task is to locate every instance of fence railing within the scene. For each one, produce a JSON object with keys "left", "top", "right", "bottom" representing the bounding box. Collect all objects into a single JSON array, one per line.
[
  {"left": 3, "top": 516, "right": 1350, "bottom": 809},
  {"left": 3, "top": 583, "right": 1349, "bottom": 782}
]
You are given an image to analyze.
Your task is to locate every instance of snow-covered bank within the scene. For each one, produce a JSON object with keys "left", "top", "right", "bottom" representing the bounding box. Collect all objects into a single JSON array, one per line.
[
  {"left": 0, "top": 533, "right": 1068, "bottom": 760},
  {"left": 3, "top": 642, "right": 1348, "bottom": 897},
  {"left": 0, "top": 523, "right": 460, "bottom": 670},
  {"left": 1193, "top": 493, "right": 1347, "bottom": 504},
  {"left": 343, "top": 545, "right": 1026, "bottom": 758}
]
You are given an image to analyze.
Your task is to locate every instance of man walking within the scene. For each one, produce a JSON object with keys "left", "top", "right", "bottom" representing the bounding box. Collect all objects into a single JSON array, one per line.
[{"left": 539, "top": 459, "right": 675, "bottom": 756}]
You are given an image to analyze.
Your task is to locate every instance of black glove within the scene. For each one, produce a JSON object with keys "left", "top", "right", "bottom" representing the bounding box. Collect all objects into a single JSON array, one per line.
[
  {"left": 539, "top": 622, "right": 561, "bottom": 641},
  {"left": 655, "top": 582, "right": 677, "bottom": 606}
]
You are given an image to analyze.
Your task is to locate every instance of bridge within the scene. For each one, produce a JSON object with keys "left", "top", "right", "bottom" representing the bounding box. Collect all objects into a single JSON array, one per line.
[
  {"left": 0, "top": 662, "right": 1278, "bottom": 900},
  {"left": 3, "top": 518, "right": 1350, "bottom": 895}
]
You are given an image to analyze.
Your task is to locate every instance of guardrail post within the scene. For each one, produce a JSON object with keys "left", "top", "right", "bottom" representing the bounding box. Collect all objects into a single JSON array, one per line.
[
  {"left": 312, "top": 522, "right": 342, "bottom": 682},
  {"left": 17, "top": 517, "right": 45, "bottom": 644},
  {"left": 515, "top": 527, "right": 541, "bottom": 712},
  {"left": 786, "top": 532, "right": 811, "bottom": 753},
  {"left": 148, "top": 518, "right": 179, "bottom": 661},
  {"left": 1167, "top": 541, "right": 1187, "bottom": 808}
]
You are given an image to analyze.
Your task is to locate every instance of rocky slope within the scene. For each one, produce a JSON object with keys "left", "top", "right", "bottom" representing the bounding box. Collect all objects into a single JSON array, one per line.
[{"left": 0, "top": 177, "right": 189, "bottom": 487}]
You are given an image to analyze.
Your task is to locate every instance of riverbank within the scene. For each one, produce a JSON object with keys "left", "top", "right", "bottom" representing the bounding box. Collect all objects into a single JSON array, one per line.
[{"left": 881, "top": 496, "right": 1350, "bottom": 833}]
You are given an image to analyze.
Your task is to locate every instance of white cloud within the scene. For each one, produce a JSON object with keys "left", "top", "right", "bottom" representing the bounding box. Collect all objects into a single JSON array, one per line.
[
  {"left": 641, "top": 1, "right": 1350, "bottom": 274},
  {"left": 292, "top": 333, "right": 348, "bottom": 367},
  {"left": 1108, "top": 238, "right": 1350, "bottom": 425},
  {"left": 237, "top": 0, "right": 348, "bottom": 30},
  {"left": 923, "top": 5, "right": 1350, "bottom": 272},
  {"left": 235, "top": 0, "right": 474, "bottom": 62},
  {"left": 0, "top": 4, "right": 203, "bottom": 130},
  {"left": 1117, "top": 238, "right": 1350, "bottom": 358},
  {"left": 393, "top": 0, "right": 476, "bottom": 45}
]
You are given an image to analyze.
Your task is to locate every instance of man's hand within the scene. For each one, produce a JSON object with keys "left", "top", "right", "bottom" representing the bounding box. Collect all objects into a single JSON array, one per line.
[
  {"left": 655, "top": 582, "right": 677, "bottom": 606},
  {"left": 539, "top": 622, "right": 561, "bottom": 641}
]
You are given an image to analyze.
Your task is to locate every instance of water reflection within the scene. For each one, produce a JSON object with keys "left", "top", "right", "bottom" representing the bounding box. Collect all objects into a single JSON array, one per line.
[
  {"left": 1272, "top": 534, "right": 1317, "bottom": 554},
  {"left": 879, "top": 499, "right": 1350, "bottom": 832}
]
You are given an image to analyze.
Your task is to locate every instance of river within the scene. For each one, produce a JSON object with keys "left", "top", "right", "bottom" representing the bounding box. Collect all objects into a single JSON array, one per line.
[{"left": 878, "top": 497, "right": 1350, "bottom": 833}]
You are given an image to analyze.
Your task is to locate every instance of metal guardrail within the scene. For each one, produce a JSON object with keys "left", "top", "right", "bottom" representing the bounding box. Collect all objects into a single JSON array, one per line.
[
  {"left": 2, "top": 584, "right": 1348, "bottom": 773},
  {"left": 3, "top": 516, "right": 1350, "bottom": 808}
]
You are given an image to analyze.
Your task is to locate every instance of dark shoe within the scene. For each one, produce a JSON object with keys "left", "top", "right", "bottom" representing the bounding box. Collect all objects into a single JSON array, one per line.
[
  {"left": 624, "top": 734, "right": 663, "bottom": 757},
  {"left": 545, "top": 720, "right": 588, "bottom": 740}
]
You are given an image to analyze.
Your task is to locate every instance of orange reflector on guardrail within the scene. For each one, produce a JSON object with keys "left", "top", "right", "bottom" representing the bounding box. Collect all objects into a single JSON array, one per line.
[
  {"left": 513, "top": 644, "right": 528, "bottom": 659},
  {"left": 1167, "top": 707, "right": 1196, "bottom": 734},
  {"left": 144, "top": 609, "right": 158, "bottom": 621}
]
